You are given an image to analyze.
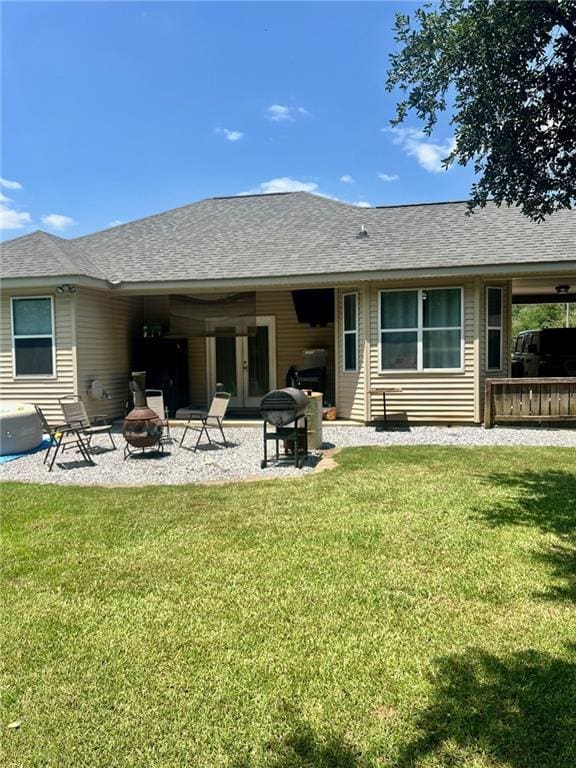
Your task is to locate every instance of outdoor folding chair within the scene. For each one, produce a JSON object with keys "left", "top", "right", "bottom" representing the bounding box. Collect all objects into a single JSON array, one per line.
[
  {"left": 145, "top": 389, "right": 171, "bottom": 442},
  {"left": 47, "top": 426, "right": 95, "bottom": 472},
  {"left": 34, "top": 405, "right": 70, "bottom": 466},
  {"left": 179, "top": 392, "right": 231, "bottom": 451},
  {"left": 59, "top": 396, "right": 117, "bottom": 451}
]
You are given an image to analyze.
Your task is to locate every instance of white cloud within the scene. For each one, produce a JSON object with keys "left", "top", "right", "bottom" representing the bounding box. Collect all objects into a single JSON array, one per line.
[
  {"left": 109, "top": 220, "right": 124, "bottom": 227},
  {"left": 266, "top": 104, "right": 292, "bottom": 121},
  {"left": 0, "top": 177, "right": 23, "bottom": 190},
  {"left": 265, "top": 104, "right": 309, "bottom": 122},
  {"left": 378, "top": 172, "right": 400, "bottom": 182},
  {"left": 41, "top": 213, "right": 77, "bottom": 231},
  {"left": 0, "top": 176, "right": 33, "bottom": 230},
  {"left": 340, "top": 174, "right": 355, "bottom": 183},
  {"left": 215, "top": 127, "right": 244, "bottom": 142},
  {"left": 0, "top": 205, "right": 32, "bottom": 230},
  {"left": 386, "top": 127, "right": 455, "bottom": 173},
  {"left": 241, "top": 177, "right": 319, "bottom": 195},
  {"left": 239, "top": 177, "right": 371, "bottom": 207}
]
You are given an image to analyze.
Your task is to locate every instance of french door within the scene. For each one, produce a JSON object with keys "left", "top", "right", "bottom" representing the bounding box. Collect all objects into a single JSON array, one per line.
[{"left": 206, "top": 317, "right": 276, "bottom": 408}]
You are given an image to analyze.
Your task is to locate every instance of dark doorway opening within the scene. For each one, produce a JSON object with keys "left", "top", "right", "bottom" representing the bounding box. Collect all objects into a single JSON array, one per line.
[{"left": 132, "top": 337, "right": 189, "bottom": 416}]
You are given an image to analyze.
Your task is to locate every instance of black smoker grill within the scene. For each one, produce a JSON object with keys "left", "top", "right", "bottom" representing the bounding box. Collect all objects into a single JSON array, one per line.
[
  {"left": 286, "top": 349, "right": 328, "bottom": 405},
  {"left": 260, "top": 388, "right": 308, "bottom": 469}
]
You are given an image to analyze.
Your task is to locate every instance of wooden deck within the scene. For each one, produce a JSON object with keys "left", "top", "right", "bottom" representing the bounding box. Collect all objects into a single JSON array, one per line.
[{"left": 484, "top": 378, "right": 576, "bottom": 427}]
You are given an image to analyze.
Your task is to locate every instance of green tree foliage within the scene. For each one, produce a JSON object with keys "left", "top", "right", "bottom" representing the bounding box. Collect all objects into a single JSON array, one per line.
[
  {"left": 386, "top": 0, "right": 576, "bottom": 220},
  {"left": 512, "top": 302, "right": 576, "bottom": 336}
]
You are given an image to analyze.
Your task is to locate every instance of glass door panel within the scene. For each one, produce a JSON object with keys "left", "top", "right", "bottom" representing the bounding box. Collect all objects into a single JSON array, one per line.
[
  {"left": 215, "top": 327, "right": 238, "bottom": 396},
  {"left": 207, "top": 317, "right": 276, "bottom": 409},
  {"left": 247, "top": 325, "right": 270, "bottom": 399}
]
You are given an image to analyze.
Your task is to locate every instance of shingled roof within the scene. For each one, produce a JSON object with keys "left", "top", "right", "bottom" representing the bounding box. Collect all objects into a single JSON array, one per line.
[
  {"left": 2, "top": 192, "right": 575, "bottom": 285},
  {"left": 0, "top": 230, "right": 107, "bottom": 281}
]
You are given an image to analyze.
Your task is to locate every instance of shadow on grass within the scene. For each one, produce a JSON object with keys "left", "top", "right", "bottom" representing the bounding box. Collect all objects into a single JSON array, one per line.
[
  {"left": 232, "top": 718, "right": 366, "bottom": 768},
  {"left": 480, "top": 470, "right": 576, "bottom": 535},
  {"left": 397, "top": 646, "right": 576, "bottom": 768},
  {"left": 479, "top": 469, "right": 576, "bottom": 602}
]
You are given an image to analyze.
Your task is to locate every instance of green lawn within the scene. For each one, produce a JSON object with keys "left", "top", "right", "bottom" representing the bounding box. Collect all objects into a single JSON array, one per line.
[{"left": 1, "top": 447, "right": 575, "bottom": 768}]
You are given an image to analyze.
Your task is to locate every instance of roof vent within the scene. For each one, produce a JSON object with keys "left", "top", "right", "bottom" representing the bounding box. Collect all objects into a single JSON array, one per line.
[{"left": 356, "top": 225, "right": 369, "bottom": 239}]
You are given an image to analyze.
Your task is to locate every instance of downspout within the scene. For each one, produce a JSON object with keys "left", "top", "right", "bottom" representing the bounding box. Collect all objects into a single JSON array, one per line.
[
  {"left": 363, "top": 282, "right": 371, "bottom": 423},
  {"left": 473, "top": 278, "right": 481, "bottom": 423}
]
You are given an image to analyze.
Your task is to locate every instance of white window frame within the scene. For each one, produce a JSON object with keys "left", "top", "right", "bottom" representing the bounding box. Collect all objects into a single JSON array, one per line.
[
  {"left": 486, "top": 286, "right": 503, "bottom": 372},
  {"left": 342, "top": 291, "right": 359, "bottom": 373},
  {"left": 11, "top": 296, "right": 56, "bottom": 379},
  {"left": 378, "top": 287, "right": 464, "bottom": 373}
]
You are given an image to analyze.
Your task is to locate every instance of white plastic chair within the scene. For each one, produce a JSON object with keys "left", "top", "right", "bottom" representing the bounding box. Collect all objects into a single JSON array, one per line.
[
  {"left": 179, "top": 392, "right": 231, "bottom": 451},
  {"left": 145, "top": 389, "right": 171, "bottom": 442}
]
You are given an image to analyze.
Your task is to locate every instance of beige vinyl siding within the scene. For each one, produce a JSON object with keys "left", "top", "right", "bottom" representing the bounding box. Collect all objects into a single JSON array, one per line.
[
  {"left": 335, "top": 286, "right": 367, "bottom": 420},
  {"left": 0, "top": 289, "right": 76, "bottom": 423},
  {"left": 255, "top": 290, "right": 335, "bottom": 402},
  {"left": 75, "top": 288, "right": 142, "bottom": 420},
  {"left": 369, "top": 279, "right": 477, "bottom": 423},
  {"left": 478, "top": 280, "right": 512, "bottom": 422}
]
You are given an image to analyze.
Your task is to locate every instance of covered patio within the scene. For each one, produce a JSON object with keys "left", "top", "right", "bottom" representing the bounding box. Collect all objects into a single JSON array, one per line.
[{"left": 125, "top": 288, "right": 337, "bottom": 417}]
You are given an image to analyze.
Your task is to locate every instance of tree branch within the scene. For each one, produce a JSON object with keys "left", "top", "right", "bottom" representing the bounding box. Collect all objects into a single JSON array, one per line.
[{"left": 544, "top": 1, "right": 576, "bottom": 38}]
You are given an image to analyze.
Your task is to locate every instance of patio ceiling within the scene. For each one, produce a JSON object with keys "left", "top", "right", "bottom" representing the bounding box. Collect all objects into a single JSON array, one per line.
[{"left": 512, "top": 275, "right": 576, "bottom": 304}]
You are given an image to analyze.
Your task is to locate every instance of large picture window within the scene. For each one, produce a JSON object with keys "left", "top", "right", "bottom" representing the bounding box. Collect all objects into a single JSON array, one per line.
[
  {"left": 11, "top": 297, "right": 55, "bottom": 377},
  {"left": 486, "top": 287, "right": 503, "bottom": 371},
  {"left": 342, "top": 292, "right": 358, "bottom": 372},
  {"left": 379, "top": 288, "right": 463, "bottom": 371}
]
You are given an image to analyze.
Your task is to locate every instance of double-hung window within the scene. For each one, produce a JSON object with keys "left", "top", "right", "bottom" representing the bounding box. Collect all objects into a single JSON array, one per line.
[
  {"left": 380, "top": 290, "right": 419, "bottom": 370},
  {"left": 379, "top": 288, "right": 463, "bottom": 371},
  {"left": 486, "top": 287, "right": 503, "bottom": 371},
  {"left": 342, "top": 292, "right": 358, "bottom": 372},
  {"left": 11, "top": 297, "right": 55, "bottom": 377}
]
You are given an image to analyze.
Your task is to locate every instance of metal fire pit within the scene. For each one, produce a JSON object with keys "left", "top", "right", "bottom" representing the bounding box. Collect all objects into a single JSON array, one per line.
[
  {"left": 260, "top": 388, "right": 308, "bottom": 469},
  {"left": 123, "top": 371, "right": 164, "bottom": 459}
]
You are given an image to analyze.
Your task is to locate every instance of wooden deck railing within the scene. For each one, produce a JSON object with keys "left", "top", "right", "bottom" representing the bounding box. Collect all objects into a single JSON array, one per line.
[{"left": 484, "top": 378, "right": 576, "bottom": 428}]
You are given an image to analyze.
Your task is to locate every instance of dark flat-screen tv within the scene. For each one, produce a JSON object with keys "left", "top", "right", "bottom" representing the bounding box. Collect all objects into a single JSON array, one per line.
[{"left": 291, "top": 288, "right": 335, "bottom": 327}]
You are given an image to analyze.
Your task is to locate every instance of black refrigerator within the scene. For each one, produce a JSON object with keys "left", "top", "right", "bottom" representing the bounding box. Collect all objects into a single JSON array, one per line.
[{"left": 132, "top": 337, "right": 189, "bottom": 416}]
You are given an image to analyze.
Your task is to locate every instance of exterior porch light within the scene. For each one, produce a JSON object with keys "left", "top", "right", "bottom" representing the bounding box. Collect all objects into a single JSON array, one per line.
[{"left": 555, "top": 284, "right": 570, "bottom": 294}]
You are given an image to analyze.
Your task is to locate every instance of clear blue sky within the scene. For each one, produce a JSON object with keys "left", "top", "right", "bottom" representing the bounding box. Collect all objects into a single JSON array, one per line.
[{"left": 1, "top": 1, "right": 475, "bottom": 239}]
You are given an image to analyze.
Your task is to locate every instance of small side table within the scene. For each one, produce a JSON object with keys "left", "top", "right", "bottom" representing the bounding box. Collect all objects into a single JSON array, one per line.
[{"left": 369, "top": 387, "right": 403, "bottom": 429}]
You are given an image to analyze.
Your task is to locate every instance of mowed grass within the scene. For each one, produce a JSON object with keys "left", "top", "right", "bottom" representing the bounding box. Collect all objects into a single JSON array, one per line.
[{"left": 1, "top": 446, "right": 575, "bottom": 768}]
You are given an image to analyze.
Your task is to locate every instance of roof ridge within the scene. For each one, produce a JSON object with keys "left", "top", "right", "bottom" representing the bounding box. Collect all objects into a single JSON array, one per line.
[
  {"left": 1, "top": 229, "right": 55, "bottom": 246},
  {"left": 212, "top": 192, "right": 294, "bottom": 200},
  {"left": 374, "top": 199, "right": 474, "bottom": 209},
  {"left": 72, "top": 192, "right": 368, "bottom": 244},
  {"left": 71, "top": 198, "right": 216, "bottom": 243}
]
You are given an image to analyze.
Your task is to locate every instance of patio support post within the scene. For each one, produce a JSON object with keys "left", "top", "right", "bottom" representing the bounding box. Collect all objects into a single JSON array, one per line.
[{"left": 484, "top": 379, "right": 494, "bottom": 428}]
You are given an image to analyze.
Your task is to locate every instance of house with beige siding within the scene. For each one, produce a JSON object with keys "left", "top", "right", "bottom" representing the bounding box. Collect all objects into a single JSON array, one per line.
[{"left": 1, "top": 192, "right": 575, "bottom": 424}]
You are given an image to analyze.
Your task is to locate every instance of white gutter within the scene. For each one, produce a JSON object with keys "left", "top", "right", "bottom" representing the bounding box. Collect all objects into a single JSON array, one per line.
[
  {"left": 2, "top": 260, "right": 575, "bottom": 294},
  {"left": 105, "top": 260, "right": 576, "bottom": 294},
  {"left": 1, "top": 275, "right": 110, "bottom": 291}
]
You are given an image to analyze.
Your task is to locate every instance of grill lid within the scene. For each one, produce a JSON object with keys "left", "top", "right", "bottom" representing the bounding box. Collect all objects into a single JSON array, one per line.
[{"left": 260, "top": 387, "right": 308, "bottom": 426}]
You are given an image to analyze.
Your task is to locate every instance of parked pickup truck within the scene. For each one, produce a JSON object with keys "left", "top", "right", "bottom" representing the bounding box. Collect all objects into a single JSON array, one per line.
[{"left": 511, "top": 328, "right": 576, "bottom": 377}]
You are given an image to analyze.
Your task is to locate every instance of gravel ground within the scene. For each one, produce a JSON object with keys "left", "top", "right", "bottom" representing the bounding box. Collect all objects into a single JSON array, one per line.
[{"left": 1, "top": 423, "right": 574, "bottom": 487}]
